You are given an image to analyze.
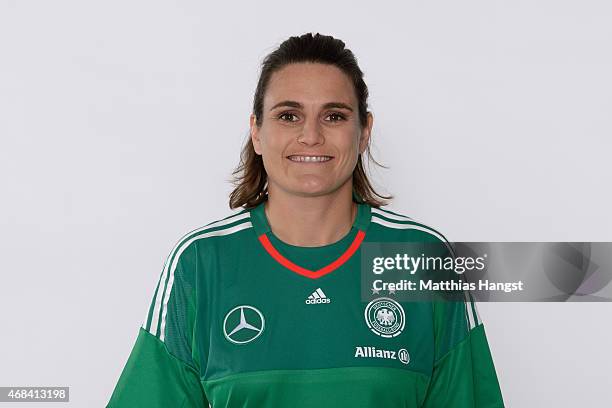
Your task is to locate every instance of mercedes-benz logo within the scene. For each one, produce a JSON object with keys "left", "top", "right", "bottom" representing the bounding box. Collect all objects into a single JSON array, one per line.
[{"left": 223, "top": 305, "right": 265, "bottom": 345}]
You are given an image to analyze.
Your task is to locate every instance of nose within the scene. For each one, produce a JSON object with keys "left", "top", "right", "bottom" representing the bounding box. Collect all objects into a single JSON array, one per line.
[{"left": 297, "top": 116, "right": 325, "bottom": 146}]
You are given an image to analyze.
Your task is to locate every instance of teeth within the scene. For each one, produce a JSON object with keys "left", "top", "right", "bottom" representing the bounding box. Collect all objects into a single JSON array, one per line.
[{"left": 289, "top": 155, "right": 332, "bottom": 162}]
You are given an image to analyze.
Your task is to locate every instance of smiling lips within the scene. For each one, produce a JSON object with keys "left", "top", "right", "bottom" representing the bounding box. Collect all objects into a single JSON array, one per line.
[{"left": 287, "top": 155, "right": 333, "bottom": 163}]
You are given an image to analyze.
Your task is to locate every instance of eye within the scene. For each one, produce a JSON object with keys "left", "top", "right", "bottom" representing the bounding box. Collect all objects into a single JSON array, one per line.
[
  {"left": 325, "top": 112, "right": 346, "bottom": 122},
  {"left": 278, "top": 112, "right": 299, "bottom": 122}
]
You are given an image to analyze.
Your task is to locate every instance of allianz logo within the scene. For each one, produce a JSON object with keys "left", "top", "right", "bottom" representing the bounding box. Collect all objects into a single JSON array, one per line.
[
  {"left": 354, "top": 346, "right": 410, "bottom": 365},
  {"left": 305, "top": 288, "right": 331, "bottom": 304}
]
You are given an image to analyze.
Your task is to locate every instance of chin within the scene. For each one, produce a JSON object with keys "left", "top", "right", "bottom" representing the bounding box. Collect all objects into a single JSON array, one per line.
[{"left": 297, "top": 183, "right": 344, "bottom": 198}]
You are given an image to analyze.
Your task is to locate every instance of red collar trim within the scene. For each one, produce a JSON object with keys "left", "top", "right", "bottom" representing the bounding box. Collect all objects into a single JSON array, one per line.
[{"left": 257, "top": 230, "right": 366, "bottom": 279}]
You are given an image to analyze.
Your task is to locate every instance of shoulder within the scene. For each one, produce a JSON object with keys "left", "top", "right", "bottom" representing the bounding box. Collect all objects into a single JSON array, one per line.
[
  {"left": 176, "top": 207, "right": 253, "bottom": 248},
  {"left": 368, "top": 205, "right": 453, "bottom": 253},
  {"left": 369, "top": 205, "right": 450, "bottom": 242},
  {"left": 164, "top": 207, "right": 254, "bottom": 266}
]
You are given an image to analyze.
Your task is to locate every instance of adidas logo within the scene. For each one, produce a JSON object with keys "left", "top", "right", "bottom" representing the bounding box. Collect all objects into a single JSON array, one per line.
[{"left": 305, "top": 288, "right": 331, "bottom": 304}]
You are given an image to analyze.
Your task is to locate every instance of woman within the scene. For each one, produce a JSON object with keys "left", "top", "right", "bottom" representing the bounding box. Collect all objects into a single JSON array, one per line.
[{"left": 108, "top": 33, "right": 504, "bottom": 407}]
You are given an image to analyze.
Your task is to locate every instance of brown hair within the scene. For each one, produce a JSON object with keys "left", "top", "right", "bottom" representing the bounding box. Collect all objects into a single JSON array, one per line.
[{"left": 229, "top": 32, "right": 393, "bottom": 209}]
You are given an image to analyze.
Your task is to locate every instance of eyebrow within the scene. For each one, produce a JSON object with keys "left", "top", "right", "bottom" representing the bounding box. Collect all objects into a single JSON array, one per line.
[{"left": 269, "top": 100, "right": 354, "bottom": 112}]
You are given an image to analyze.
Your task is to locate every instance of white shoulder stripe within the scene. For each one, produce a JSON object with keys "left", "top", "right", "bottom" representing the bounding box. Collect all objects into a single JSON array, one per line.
[
  {"left": 204, "top": 211, "right": 250, "bottom": 229},
  {"left": 146, "top": 212, "right": 250, "bottom": 338},
  {"left": 371, "top": 207, "right": 413, "bottom": 221},
  {"left": 158, "top": 220, "right": 253, "bottom": 341},
  {"left": 464, "top": 291, "right": 481, "bottom": 330},
  {"left": 372, "top": 213, "right": 479, "bottom": 331},
  {"left": 371, "top": 215, "right": 456, "bottom": 259},
  {"left": 147, "top": 211, "right": 250, "bottom": 335},
  {"left": 371, "top": 214, "right": 453, "bottom": 246},
  {"left": 465, "top": 293, "right": 476, "bottom": 329}
]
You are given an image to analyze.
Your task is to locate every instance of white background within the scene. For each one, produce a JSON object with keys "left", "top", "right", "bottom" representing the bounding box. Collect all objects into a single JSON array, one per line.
[{"left": 1, "top": 1, "right": 611, "bottom": 406}]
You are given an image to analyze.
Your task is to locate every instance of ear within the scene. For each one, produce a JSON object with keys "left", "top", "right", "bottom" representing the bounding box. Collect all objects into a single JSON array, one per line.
[
  {"left": 250, "top": 114, "right": 262, "bottom": 155},
  {"left": 358, "top": 112, "right": 373, "bottom": 154}
]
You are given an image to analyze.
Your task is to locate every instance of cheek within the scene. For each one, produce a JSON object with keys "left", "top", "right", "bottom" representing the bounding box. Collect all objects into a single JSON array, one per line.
[
  {"left": 257, "top": 130, "right": 282, "bottom": 156},
  {"left": 259, "top": 136, "right": 287, "bottom": 174},
  {"left": 338, "top": 135, "right": 361, "bottom": 161}
]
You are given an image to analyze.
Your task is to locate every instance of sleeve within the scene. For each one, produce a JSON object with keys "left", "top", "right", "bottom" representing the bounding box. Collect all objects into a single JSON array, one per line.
[
  {"left": 107, "top": 240, "right": 209, "bottom": 408},
  {"left": 421, "top": 291, "right": 505, "bottom": 408}
]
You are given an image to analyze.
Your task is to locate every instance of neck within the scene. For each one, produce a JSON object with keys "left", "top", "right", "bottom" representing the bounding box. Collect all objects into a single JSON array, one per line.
[{"left": 264, "top": 183, "right": 357, "bottom": 247}]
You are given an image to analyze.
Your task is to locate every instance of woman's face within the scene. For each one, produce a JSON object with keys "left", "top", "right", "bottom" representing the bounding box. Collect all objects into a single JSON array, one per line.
[{"left": 251, "top": 62, "right": 373, "bottom": 199}]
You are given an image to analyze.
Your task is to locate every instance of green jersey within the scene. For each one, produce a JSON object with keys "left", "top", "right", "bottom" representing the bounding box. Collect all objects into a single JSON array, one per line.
[{"left": 107, "top": 200, "right": 504, "bottom": 407}]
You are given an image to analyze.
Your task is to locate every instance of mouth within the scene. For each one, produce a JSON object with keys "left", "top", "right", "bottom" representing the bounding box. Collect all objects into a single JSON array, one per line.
[{"left": 286, "top": 155, "right": 334, "bottom": 163}]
